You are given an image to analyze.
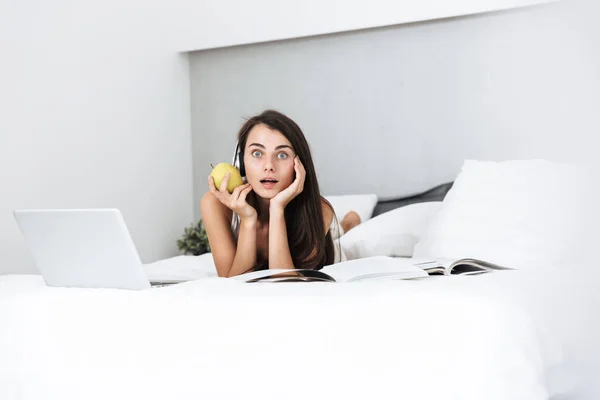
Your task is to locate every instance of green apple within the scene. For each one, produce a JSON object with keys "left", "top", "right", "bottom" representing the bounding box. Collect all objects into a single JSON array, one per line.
[{"left": 210, "top": 162, "right": 244, "bottom": 194}]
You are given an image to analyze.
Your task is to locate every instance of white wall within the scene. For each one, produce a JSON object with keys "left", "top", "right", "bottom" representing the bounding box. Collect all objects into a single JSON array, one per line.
[
  {"left": 0, "top": 1, "right": 194, "bottom": 274},
  {"left": 0, "top": 0, "right": 555, "bottom": 274},
  {"left": 189, "top": 1, "right": 600, "bottom": 202}
]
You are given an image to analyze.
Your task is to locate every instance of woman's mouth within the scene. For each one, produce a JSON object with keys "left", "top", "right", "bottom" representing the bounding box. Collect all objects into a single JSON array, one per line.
[{"left": 260, "top": 178, "right": 278, "bottom": 189}]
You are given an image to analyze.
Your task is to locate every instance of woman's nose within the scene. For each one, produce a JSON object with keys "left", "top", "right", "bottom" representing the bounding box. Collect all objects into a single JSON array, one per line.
[{"left": 263, "top": 160, "right": 275, "bottom": 172}]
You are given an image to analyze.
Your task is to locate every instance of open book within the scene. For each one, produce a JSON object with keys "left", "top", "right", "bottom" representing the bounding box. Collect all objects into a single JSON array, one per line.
[
  {"left": 232, "top": 256, "right": 435, "bottom": 283},
  {"left": 414, "top": 257, "right": 512, "bottom": 276}
]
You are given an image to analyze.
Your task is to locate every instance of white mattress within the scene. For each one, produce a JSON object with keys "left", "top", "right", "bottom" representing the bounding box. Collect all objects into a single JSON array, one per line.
[{"left": 1, "top": 263, "right": 598, "bottom": 400}]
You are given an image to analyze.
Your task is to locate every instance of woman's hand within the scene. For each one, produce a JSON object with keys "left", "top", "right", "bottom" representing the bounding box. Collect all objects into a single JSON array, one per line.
[
  {"left": 270, "top": 156, "right": 306, "bottom": 211},
  {"left": 208, "top": 173, "right": 257, "bottom": 221}
]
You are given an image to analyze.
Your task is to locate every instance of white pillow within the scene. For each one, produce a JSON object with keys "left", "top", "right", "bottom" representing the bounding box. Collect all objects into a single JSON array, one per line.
[
  {"left": 339, "top": 201, "right": 443, "bottom": 260},
  {"left": 324, "top": 193, "right": 378, "bottom": 239},
  {"left": 143, "top": 253, "right": 217, "bottom": 281},
  {"left": 413, "top": 159, "right": 590, "bottom": 269}
]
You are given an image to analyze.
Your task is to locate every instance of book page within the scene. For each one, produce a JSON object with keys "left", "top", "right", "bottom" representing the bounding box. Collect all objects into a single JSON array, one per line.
[
  {"left": 321, "top": 256, "right": 428, "bottom": 282},
  {"left": 449, "top": 263, "right": 489, "bottom": 275},
  {"left": 434, "top": 258, "right": 483, "bottom": 275},
  {"left": 436, "top": 258, "right": 511, "bottom": 275},
  {"left": 231, "top": 269, "right": 335, "bottom": 283},
  {"left": 411, "top": 259, "right": 442, "bottom": 272}
]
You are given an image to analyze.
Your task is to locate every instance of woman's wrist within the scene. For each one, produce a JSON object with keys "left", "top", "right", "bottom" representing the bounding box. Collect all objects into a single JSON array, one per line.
[
  {"left": 269, "top": 204, "right": 285, "bottom": 217},
  {"left": 240, "top": 214, "right": 258, "bottom": 226}
]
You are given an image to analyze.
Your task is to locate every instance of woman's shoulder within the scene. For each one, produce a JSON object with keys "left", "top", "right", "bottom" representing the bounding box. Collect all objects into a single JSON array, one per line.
[
  {"left": 320, "top": 197, "right": 334, "bottom": 234},
  {"left": 200, "top": 191, "right": 233, "bottom": 221}
]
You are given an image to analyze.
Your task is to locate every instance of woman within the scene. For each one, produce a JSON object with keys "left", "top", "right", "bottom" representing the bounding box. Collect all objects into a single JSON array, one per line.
[{"left": 201, "top": 109, "right": 360, "bottom": 278}]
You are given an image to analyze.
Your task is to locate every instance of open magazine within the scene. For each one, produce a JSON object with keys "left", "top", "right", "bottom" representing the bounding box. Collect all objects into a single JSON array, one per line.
[
  {"left": 415, "top": 258, "right": 513, "bottom": 276},
  {"left": 232, "top": 256, "right": 436, "bottom": 283}
]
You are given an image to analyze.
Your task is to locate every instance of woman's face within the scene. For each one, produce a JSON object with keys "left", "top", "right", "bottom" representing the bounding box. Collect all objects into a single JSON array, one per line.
[{"left": 244, "top": 124, "right": 296, "bottom": 199}]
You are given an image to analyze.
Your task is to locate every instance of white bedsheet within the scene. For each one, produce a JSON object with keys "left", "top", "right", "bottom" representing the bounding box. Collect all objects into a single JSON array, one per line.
[{"left": 1, "top": 263, "right": 599, "bottom": 400}]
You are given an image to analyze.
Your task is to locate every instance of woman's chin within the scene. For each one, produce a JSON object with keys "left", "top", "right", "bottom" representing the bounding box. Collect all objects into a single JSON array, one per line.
[{"left": 253, "top": 188, "right": 280, "bottom": 199}]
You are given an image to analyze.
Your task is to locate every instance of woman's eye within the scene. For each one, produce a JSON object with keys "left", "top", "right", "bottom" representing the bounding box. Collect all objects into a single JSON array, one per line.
[
  {"left": 277, "top": 153, "right": 288, "bottom": 160},
  {"left": 251, "top": 150, "right": 262, "bottom": 157}
]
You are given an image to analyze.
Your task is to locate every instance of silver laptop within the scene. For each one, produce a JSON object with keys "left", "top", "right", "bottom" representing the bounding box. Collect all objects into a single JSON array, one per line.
[{"left": 13, "top": 208, "right": 181, "bottom": 290}]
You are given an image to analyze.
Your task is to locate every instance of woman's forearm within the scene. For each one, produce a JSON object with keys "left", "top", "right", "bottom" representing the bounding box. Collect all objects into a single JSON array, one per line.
[
  {"left": 268, "top": 206, "right": 295, "bottom": 270},
  {"left": 227, "top": 218, "right": 258, "bottom": 277}
]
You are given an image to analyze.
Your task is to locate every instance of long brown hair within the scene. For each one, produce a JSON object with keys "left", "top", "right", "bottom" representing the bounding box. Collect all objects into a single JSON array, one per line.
[{"left": 236, "top": 109, "right": 336, "bottom": 270}]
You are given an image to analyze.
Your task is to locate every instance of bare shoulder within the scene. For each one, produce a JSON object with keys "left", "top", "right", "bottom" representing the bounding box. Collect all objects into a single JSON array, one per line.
[
  {"left": 200, "top": 191, "right": 233, "bottom": 222},
  {"left": 321, "top": 198, "right": 334, "bottom": 234}
]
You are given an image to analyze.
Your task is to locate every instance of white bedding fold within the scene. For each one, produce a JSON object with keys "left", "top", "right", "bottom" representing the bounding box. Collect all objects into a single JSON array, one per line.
[{"left": 1, "top": 263, "right": 598, "bottom": 400}]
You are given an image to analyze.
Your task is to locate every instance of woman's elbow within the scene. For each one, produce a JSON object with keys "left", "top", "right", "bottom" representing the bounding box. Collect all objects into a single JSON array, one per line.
[
  {"left": 214, "top": 265, "right": 232, "bottom": 278},
  {"left": 215, "top": 262, "right": 238, "bottom": 278}
]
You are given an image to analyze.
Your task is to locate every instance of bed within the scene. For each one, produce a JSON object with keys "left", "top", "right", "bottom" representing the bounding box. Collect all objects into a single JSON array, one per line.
[
  {"left": 1, "top": 264, "right": 597, "bottom": 400},
  {"left": 1, "top": 160, "right": 599, "bottom": 400}
]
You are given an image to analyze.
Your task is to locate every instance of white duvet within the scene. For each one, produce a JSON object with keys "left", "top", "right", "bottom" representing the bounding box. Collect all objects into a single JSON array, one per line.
[{"left": 1, "top": 259, "right": 599, "bottom": 400}]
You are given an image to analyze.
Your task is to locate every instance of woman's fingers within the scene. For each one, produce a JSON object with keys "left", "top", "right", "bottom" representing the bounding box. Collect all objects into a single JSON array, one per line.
[
  {"left": 238, "top": 184, "right": 253, "bottom": 202},
  {"left": 218, "top": 172, "right": 231, "bottom": 193},
  {"left": 208, "top": 174, "right": 253, "bottom": 213},
  {"left": 208, "top": 175, "right": 230, "bottom": 205},
  {"left": 229, "top": 183, "right": 251, "bottom": 208},
  {"left": 231, "top": 183, "right": 248, "bottom": 201},
  {"left": 208, "top": 175, "right": 217, "bottom": 194},
  {"left": 295, "top": 157, "right": 305, "bottom": 193},
  {"left": 298, "top": 157, "right": 306, "bottom": 177}
]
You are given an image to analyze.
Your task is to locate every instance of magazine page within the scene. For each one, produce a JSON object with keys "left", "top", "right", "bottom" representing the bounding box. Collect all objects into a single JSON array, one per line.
[{"left": 321, "top": 256, "right": 428, "bottom": 282}]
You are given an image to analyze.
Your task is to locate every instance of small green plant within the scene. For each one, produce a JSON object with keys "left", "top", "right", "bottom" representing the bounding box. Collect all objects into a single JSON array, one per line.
[{"left": 177, "top": 219, "right": 211, "bottom": 255}]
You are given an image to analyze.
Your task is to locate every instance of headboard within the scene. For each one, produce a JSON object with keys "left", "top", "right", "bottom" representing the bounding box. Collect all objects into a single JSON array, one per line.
[{"left": 372, "top": 182, "right": 454, "bottom": 217}]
